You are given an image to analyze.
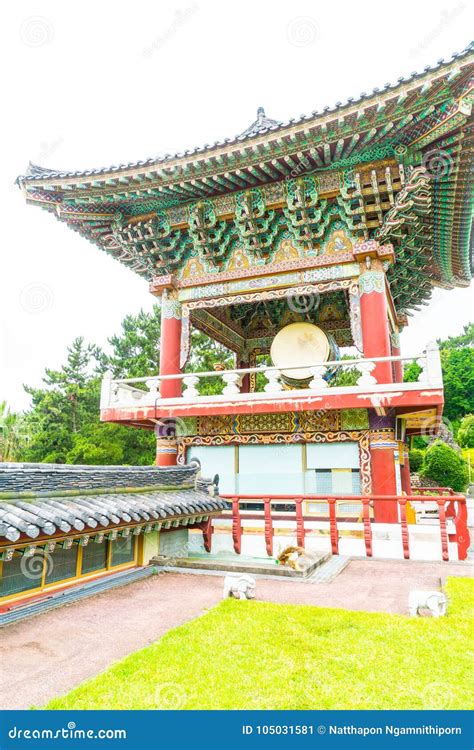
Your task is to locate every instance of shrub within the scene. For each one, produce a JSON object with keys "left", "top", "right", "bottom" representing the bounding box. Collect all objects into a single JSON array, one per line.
[
  {"left": 420, "top": 440, "right": 469, "bottom": 492},
  {"left": 408, "top": 448, "right": 424, "bottom": 473}
]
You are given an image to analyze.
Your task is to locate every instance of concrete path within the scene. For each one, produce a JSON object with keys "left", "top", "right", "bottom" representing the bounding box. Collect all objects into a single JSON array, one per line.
[{"left": 0, "top": 559, "right": 471, "bottom": 709}]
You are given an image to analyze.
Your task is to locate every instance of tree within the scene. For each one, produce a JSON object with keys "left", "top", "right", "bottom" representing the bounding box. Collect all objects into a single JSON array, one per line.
[
  {"left": 438, "top": 323, "right": 474, "bottom": 351},
  {"left": 17, "top": 309, "right": 228, "bottom": 465},
  {"left": 107, "top": 306, "right": 161, "bottom": 378},
  {"left": 420, "top": 441, "right": 469, "bottom": 492},
  {"left": 441, "top": 347, "right": 474, "bottom": 422},
  {"left": 408, "top": 448, "right": 424, "bottom": 473},
  {"left": 404, "top": 325, "right": 474, "bottom": 423},
  {"left": 21, "top": 338, "right": 105, "bottom": 463},
  {"left": 0, "top": 402, "right": 27, "bottom": 462},
  {"left": 458, "top": 414, "right": 474, "bottom": 449}
]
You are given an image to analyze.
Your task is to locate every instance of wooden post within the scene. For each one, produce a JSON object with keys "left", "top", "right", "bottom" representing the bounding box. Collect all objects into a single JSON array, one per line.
[
  {"left": 202, "top": 518, "right": 213, "bottom": 553},
  {"left": 263, "top": 498, "right": 273, "bottom": 556},
  {"left": 437, "top": 499, "right": 449, "bottom": 561},
  {"left": 328, "top": 497, "right": 339, "bottom": 554},
  {"left": 370, "top": 433, "right": 399, "bottom": 522},
  {"left": 359, "top": 267, "right": 393, "bottom": 384},
  {"left": 295, "top": 497, "right": 305, "bottom": 548},
  {"left": 362, "top": 498, "right": 373, "bottom": 557},
  {"left": 232, "top": 497, "right": 242, "bottom": 554},
  {"left": 156, "top": 289, "right": 182, "bottom": 466},
  {"left": 399, "top": 499, "right": 410, "bottom": 559}
]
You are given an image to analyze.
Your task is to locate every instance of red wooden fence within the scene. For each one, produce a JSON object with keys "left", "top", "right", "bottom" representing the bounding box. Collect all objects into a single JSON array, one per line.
[{"left": 214, "top": 493, "right": 470, "bottom": 562}]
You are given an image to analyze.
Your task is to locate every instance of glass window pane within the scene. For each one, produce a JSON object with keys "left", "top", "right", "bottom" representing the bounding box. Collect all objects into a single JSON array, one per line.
[
  {"left": 238, "top": 445, "right": 304, "bottom": 494},
  {"left": 187, "top": 445, "right": 236, "bottom": 494},
  {"left": 0, "top": 553, "right": 44, "bottom": 597},
  {"left": 307, "top": 442, "right": 359, "bottom": 469},
  {"left": 45, "top": 545, "right": 78, "bottom": 584},
  {"left": 110, "top": 536, "right": 135, "bottom": 567},
  {"left": 81, "top": 540, "right": 107, "bottom": 574}
]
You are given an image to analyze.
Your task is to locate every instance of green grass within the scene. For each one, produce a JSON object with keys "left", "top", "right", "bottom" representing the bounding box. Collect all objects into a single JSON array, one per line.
[{"left": 46, "top": 577, "right": 474, "bottom": 710}]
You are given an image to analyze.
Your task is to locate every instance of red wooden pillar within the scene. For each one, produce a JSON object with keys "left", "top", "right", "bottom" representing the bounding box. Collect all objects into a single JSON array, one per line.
[
  {"left": 359, "top": 268, "right": 393, "bottom": 384},
  {"left": 156, "top": 289, "right": 182, "bottom": 467},
  {"left": 390, "top": 330, "right": 403, "bottom": 383},
  {"left": 370, "top": 432, "right": 399, "bottom": 522}
]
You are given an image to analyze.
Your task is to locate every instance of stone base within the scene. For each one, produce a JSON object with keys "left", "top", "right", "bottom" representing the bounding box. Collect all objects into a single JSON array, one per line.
[{"left": 152, "top": 552, "right": 331, "bottom": 578}]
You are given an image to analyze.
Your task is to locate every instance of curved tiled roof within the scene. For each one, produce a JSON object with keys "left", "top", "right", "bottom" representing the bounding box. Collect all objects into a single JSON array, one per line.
[
  {"left": 16, "top": 42, "right": 473, "bottom": 183},
  {"left": 0, "top": 463, "right": 225, "bottom": 542}
]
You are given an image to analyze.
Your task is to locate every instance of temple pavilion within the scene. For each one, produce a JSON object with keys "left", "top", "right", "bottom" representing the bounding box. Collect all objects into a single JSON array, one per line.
[{"left": 9, "top": 43, "right": 473, "bottom": 582}]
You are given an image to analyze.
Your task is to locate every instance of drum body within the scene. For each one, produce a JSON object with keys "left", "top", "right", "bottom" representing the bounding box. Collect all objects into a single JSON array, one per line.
[{"left": 270, "top": 322, "right": 339, "bottom": 388}]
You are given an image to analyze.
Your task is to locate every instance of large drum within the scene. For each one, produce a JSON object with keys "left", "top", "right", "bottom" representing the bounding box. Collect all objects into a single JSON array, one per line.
[{"left": 270, "top": 322, "right": 339, "bottom": 387}]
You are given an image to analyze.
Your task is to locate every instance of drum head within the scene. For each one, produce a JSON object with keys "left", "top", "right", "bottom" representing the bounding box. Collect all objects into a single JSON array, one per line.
[{"left": 270, "top": 322, "right": 330, "bottom": 380}]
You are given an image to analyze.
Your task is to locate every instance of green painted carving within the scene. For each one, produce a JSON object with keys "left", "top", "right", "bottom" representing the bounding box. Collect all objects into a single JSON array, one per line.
[
  {"left": 188, "top": 201, "right": 234, "bottom": 266},
  {"left": 341, "top": 409, "right": 369, "bottom": 430},
  {"left": 234, "top": 189, "right": 281, "bottom": 257}
]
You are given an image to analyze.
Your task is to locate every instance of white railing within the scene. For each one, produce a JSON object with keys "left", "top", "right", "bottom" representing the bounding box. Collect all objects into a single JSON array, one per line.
[{"left": 100, "top": 341, "right": 443, "bottom": 409}]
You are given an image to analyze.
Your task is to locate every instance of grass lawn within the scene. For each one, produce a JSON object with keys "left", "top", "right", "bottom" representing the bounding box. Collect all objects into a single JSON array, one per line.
[{"left": 46, "top": 577, "right": 473, "bottom": 710}]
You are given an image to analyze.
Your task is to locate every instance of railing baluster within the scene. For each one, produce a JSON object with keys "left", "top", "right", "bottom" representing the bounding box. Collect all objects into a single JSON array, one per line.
[
  {"left": 328, "top": 497, "right": 339, "bottom": 554},
  {"left": 295, "top": 497, "right": 305, "bottom": 548},
  {"left": 437, "top": 499, "right": 449, "bottom": 561},
  {"left": 399, "top": 498, "right": 410, "bottom": 559},
  {"left": 362, "top": 497, "right": 372, "bottom": 557},
  {"left": 232, "top": 497, "right": 242, "bottom": 555},
  {"left": 264, "top": 498, "right": 273, "bottom": 556}
]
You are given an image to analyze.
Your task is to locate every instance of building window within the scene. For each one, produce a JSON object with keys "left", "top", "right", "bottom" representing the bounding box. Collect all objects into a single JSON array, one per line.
[
  {"left": 110, "top": 536, "right": 135, "bottom": 567},
  {"left": 81, "top": 540, "right": 107, "bottom": 574},
  {"left": 0, "top": 552, "right": 44, "bottom": 597},
  {"left": 45, "top": 545, "right": 79, "bottom": 585}
]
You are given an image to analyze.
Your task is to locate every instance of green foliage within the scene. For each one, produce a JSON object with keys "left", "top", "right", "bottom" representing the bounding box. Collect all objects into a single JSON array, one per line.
[
  {"left": 403, "top": 360, "right": 422, "bottom": 382},
  {"left": 185, "top": 331, "right": 234, "bottom": 395},
  {"left": 438, "top": 323, "right": 474, "bottom": 351},
  {"left": 456, "top": 414, "right": 474, "bottom": 449},
  {"left": 404, "top": 326, "right": 474, "bottom": 423},
  {"left": 408, "top": 448, "right": 424, "bottom": 473},
  {"left": 107, "top": 306, "right": 162, "bottom": 378},
  {"left": 11, "top": 310, "right": 227, "bottom": 466},
  {"left": 420, "top": 440, "right": 469, "bottom": 492},
  {"left": 0, "top": 402, "right": 27, "bottom": 462},
  {"left": 441, "top": 348, "right": 474, "bottom": 422},
  {"left": 45, "top": 577, "right": 473, "bottom": 710}
]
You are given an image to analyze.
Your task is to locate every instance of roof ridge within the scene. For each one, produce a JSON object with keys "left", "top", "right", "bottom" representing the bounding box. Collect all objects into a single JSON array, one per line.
[{"left": 16, "top": 41, "right": 473, "bottom": 184}]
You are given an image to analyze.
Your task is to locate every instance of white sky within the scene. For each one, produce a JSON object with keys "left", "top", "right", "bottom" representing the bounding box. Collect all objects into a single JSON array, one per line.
[{"left": 1, "top": 0, "right": 473, "bottom": 411}]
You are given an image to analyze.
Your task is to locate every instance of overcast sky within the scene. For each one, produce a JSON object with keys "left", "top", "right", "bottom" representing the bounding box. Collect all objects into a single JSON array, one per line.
[{"left": 2, "top": 0, "right": 473, "bottom": 411}]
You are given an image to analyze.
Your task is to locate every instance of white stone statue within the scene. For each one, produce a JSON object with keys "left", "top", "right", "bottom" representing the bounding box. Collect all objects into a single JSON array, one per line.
[
  {"left": 223, "top": 574, "right": 256, "bottom": 600},
  {"left": 408, "top": 590, "right": 448, "bottom": 617}
]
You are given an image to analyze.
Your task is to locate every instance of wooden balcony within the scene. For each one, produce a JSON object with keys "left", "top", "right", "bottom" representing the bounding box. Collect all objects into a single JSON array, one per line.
[{"left": 100, "top": 342, "right": 444, "bottom": 424}]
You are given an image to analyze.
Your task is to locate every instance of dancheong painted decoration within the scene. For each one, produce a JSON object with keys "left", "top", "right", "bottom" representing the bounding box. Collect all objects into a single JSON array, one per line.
[{"left": 7, "top": 43, "right": 471, "bottom": 601}]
